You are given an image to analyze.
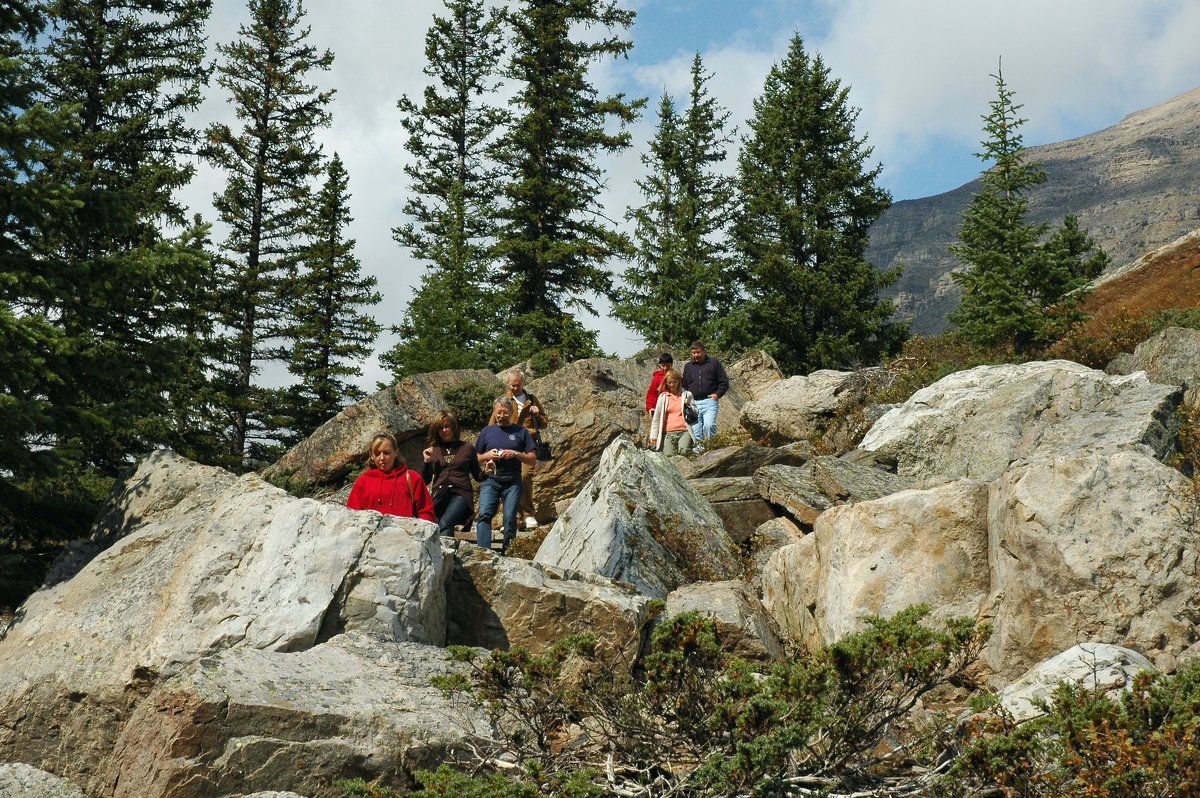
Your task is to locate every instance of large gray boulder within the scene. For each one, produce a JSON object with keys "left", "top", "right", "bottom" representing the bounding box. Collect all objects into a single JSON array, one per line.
[
  {"left": 663, "top": 580, "right": 785, "bottom": 661},
  {"left": 1108, "top": 326, "right": 1200, "bottom": 405},
  {"left": 983, "top": 449, "right": 1200, "bottom": 680},
  {"left": 763, "top": 480, "right": 990, "bottom": 649},
  {"left": 675, "top": 443, "right": 810, "bottom": 480},
  {"left": 996, "top": 643, "right": 1156, "bottom": 723},
  {"left": 0, "top": 764, "right": 84, "bottom": 798},
  {"left": 740, "top": 368, "right": 891, "bottom": 449},
  {"left": 263, "top": 368, "right": 503, "bottom": 487},
  {"left": 859, "top": 360, "right": 1181, "bottom": 481},
  {"left": 99, "top": 632, "right": 485, "bottom": 798},
  {"left": 0, "top": 451, "right": 461, "bottom": 796},
  {"left": 747, "top": 516, "right": 805, "bottom": 595},
  {"left": 447, "top": 546, "right": 653, "bottom": 665},
  {"left": 534, "top": 437, "right": 741, "bottom": 598},
  {"left": 753, "top": 456, "right": 914, "bottom": 527}
]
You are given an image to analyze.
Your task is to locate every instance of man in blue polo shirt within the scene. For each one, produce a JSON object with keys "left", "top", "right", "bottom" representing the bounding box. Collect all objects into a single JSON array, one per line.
[
  {"left": 681, "top": 340, "right": 729, "bottom": 448},
  {"left": 475, "top": 396, "right": 536, "bottom": 553}
]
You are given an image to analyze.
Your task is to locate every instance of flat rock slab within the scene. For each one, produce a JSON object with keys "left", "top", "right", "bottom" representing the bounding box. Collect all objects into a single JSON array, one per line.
[
  {"left": 664, "top": 580, "right": 785, "bottom": 661},
  {"left": 996, "top": 643, "right": 1156, "bottom": 723},
  {"left": 754, "top": 456, "right": 913, "bottom": 526}
]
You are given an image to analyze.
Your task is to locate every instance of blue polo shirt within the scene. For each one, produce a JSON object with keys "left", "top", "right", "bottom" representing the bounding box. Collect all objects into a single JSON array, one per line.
[{"left": 475, "top": 423, "right": 535, "bottom": 482}]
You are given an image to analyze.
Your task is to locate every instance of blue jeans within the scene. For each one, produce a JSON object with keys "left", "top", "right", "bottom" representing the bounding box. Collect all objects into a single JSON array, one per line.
[
  {"left": 476, "top": 477, "right": 522, "bottom": 551},
  {"left": 436, "top": 494, "right": 472, "bottom": 537},
  {"left": 690, "top": 397, "right": 719, "bottom": 443}
]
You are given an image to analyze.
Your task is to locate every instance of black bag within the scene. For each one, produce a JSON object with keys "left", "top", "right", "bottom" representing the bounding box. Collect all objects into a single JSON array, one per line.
[
  {"left": 535, "top": 439, "right": 553, "bottom": 461},
  {"left": 683, "top": 400, "right": 699, "bottom": 425}
]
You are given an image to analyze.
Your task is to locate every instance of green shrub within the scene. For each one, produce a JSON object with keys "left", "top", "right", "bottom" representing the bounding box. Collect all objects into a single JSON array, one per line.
[
  {"left": 432, "top": 605, "right": 988, "bottom": 797},
  {"left": 938, "top": 663, "right": 1200, "bottom": 798},
  {"left": 444, "top": 381, "right": 502, "bottom": 431},
  {"left": 869, "top": 333, "right": 1019, "bottom": 406}
]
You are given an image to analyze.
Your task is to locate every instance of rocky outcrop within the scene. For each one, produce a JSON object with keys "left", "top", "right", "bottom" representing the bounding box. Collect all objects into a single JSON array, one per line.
[
  {"left": 811, "top": 480, "right": 991, "bottom": 644},
  {"left": 100, "top": 631, "right": 486, "bottom": 798},
  {"left": 263, "top": 368, "right": 503, "bottom": 487},
  {"left": 673, "top": 443, "right": 810, "bottom": 480},
  {"left": 0, "top": 763, "right": 84, "bottom": 798},
  {"left": 447, "top": 546, "right": 653, "bottom": 664},
  {"left": 534, "top": 437, "right": 740, "bottom": 598},
  {"left": 0, "top": 451, "right": 471, "bottom": 797},
  {"left": 753, "top": 456, "right": 913, "bottom": 527},
  {"left": 859, "top": 361, "right": 1180, "bottom": 481},
  {"left": 740, "top": 369, "right": 890, "bottom": 449},
  {"left": 1108, "top": 326, "right": 1200, "bottom": 405},
  {"left": 982, "top": 449, "right": 1200, "bottom": 680},
  {"left": 663, "top": 580, "right": 784, "bottom": 661},
  {"left": 996, "top": 643, "right": 1156, "bottom": 723},
  {"left": 760, "top": 534, "right": 821, "bottom": 650}
]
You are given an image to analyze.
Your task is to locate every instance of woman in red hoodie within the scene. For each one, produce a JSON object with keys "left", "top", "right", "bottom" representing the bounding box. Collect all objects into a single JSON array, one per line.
[{"left": 346, "top": 432, "right": 436, "bottom": 522}]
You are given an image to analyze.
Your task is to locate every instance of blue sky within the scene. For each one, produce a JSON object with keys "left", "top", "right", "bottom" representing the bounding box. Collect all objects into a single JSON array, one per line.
[{"left": 182, "top": 0, "right": 1200, "bottom": 379}]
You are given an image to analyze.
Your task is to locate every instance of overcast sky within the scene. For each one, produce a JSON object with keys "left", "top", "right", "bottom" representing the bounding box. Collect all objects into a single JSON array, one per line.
[{"left": 179, "top": 0, "right": 1200, "bottom": 387}]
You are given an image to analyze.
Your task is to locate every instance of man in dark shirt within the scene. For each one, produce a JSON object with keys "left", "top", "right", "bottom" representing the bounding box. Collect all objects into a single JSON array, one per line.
[
  {"left": 681, "top": 340, "right": 728, "bottom": 447},
  {"left": 474, "top": 397, "right": 536, "bottom": 552}
]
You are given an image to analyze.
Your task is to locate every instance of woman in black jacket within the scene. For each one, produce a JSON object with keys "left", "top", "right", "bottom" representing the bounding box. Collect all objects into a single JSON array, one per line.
[{"left": 421, "top": 411, "right": 483, "bottom": 537}]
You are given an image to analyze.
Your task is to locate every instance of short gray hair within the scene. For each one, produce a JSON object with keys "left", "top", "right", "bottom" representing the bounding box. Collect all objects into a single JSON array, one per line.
[
  {"left": 493, "top": 396, "right": 516, "bottom": 412},
  {"left": 506, "top": 368, "right": 526, "bottom": 384}
]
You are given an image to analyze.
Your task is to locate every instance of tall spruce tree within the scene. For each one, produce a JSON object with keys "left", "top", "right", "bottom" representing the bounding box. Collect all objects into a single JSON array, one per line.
[
  {"left": 729, "top": 34, "right": 902, "bottom": 375},
  {"left": 35, "top": 0, "right": 215, "bottom": 476},
  {"left": 495, "top": 0, "right": 644, "bottom": 361},
  {"left": 383, "top": 0, "right": 508, "bottom": 380},
  {"left": 949, "top": 68, "right": 1108, "bottom": 353},
  {"left": 205, "top": 0, "right": 334, "bottom": 464},
  {"left": 0, "top": 2, "right": 67, "bottom": 488},
  {"left": 615, "top": 54, "right": 735, "bottom": 349},
  {"left": 284, "top": 153, "right": 380, "bottom": 440}
]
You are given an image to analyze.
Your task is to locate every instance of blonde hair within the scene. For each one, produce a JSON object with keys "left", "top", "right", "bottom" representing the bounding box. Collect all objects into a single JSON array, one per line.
[{"left": 367, "top": 432, "right": 400, "bottom": 463}]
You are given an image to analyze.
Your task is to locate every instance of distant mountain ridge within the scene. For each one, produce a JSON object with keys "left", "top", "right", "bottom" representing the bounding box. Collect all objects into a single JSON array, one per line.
[{"left": 867, "top": 87, "right": 1200, "bottom": 334}]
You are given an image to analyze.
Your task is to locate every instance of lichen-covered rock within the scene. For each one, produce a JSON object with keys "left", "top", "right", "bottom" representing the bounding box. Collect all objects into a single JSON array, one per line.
[
  {"left": 859, "top": 360, "right": 1180, "bottom": 481},
  {"left": 1107, "top": 326, "right": 1200, "bottom": 405},
  {"left": 983, "top": 450, "right": 1200, "bottom": 680},
  {"left": 534, "top": 437, "right": 740, "bottom": 598},
  {"left": 448, "top": 546, "right": 653, "bottom": 665},
  {"left": 761, "top": 535, "right": 820, "bottom": 650},
  {"left": 753, "top": 456, "right": 913, "bottom": 526},
  {"left": 813, "top": 480, "right": 990, "bottom": 644},
  {"left": 674, "top": 443, "right": 810, "bottom": 480},
  {"left": 740, "top": 368, "right": 890, "bottom": 448},
  {"left": 0, "top": 763, "right": 85, "bottom": 798},
  {"left": 663, "top": 580, "right": 784, "bottom": 660},
  {"left": 100, "top": 631, "right": 486, "bottom": 798}
]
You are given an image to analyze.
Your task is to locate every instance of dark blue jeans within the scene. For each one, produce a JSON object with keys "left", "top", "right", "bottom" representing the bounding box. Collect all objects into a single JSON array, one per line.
[
  {"left": 436, "top": 494, "right": 472, "bottom": 537},
  {"left": 476, "top": 476, "right": 522, "bottom": 551}
]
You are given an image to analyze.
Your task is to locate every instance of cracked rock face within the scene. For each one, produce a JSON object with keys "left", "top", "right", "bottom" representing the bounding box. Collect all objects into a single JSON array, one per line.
[
  {"left": 859, "top": 360, "right": 1181, "bottom": 481},
  {"left": 0, "top": 450, "right": 465, "bottom": 797}
]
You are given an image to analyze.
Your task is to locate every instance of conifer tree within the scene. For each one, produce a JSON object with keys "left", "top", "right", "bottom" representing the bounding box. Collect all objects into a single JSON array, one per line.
[
  {"left": 383, "top": 0, "right": 508, "bottom": 379},
  {"left": 730, "top": 34, "right": 902, "bottom": 375},
  {"left": 494, "top": 0, "right": 644, "bottom": 361},
  {"left": 284, "top": 153, "right": 380, "bottom": 440},
  {"left": 949, "top": 68, "right": 1108, "bottom": 353},
  {"left": 205, "top": 0, "right": 333, "bottom": 464},
  {"left": 0, "top": 2, "right": 66, "bottom": 484},
  {"left": 615, "top": 54, "right": 735, "bottom": 349},
  {"left": 35, "top": 0, "right": 215, "bottom": 475}
]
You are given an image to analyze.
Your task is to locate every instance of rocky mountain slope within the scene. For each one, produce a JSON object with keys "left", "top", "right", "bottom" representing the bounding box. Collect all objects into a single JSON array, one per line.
[
  {"left": 3, "top": 340, "right": 1200, "bottom": 796},
  {"left": 868, "top": 86, "right": 1200, "bottom": 334}
]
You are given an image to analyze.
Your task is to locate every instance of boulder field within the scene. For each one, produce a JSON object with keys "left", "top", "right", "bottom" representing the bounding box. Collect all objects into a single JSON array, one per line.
[{"left": 3, "top": 347, "right": 1199, "bottom": 796}]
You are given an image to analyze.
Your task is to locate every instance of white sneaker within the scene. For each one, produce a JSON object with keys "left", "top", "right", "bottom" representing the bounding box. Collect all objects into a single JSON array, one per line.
[{"left": 525, "top": 516, "right": 539, "bottom": 530}]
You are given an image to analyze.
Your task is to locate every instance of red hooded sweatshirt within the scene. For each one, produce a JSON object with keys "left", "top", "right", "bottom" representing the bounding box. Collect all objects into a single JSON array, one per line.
[{"left": 346, "top": 464, "right": 436, "bottom": 522}]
